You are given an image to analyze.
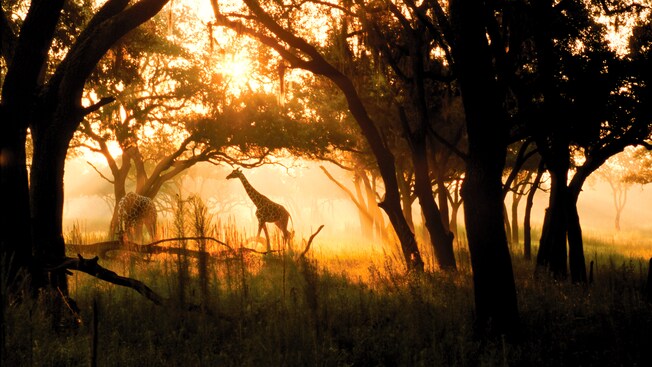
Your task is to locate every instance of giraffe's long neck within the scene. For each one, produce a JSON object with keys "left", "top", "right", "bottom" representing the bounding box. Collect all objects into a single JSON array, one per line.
[{"left": 238, "top": 175, "right": 266, "bottom": 207}]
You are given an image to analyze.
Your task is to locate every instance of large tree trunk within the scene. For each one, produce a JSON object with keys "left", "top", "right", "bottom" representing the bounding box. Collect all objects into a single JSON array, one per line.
[
  {"left": 536, "top": 150, "right": 588, "bottom": 283},
  {"left": 536, "top": 168, "right": 569, "bottom": 278},
  {"left": 451, "top": 0, "right": 519, "bottom": 336},
  {"left": 462, "top": 162, "right": 519, "bottom": 335},
  {"left": 0, "top": 125, "right": 33, "bottom": 286},
  {"left": 30, "top": 119, "right": 75, "bottom": 294},
  {"left": 0, "top": 0, "right": 66, "bottom": 290}
]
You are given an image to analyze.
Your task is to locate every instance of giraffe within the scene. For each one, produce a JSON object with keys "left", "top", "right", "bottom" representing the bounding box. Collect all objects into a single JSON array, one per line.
[
  {"left": 116, "top": 192, "right": 157, "bottom": 243},
  {"left": 226, "top": 168, "right": 293, "bottom": 252}
]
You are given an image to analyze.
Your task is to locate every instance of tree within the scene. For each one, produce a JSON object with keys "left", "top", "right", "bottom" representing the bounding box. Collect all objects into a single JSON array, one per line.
[
  {"left": 525, "top": 1, "right": 652, "bottom": 282},
  {"left": 356, "top": 0, "right": 461, "bottom": 270},
  {"left": 596, "top": 146, "right": 652, "bottom": 231},
  {"left": 76, "top": 5, "right": 354, "bottom": 239},
  {"left": 211, "top": 0, "right": 426, "bottom": 271},
  {"left": 1, "top": 0, "right": 172, "bottom": 304},
  {"left": 449, "top": 0, "right": 519, "bottom": 335}
]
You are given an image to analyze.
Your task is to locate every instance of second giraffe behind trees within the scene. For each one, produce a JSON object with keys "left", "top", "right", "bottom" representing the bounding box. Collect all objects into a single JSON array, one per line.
[{"left": 227, "top": 168, "right": 294, "bottom": 252}]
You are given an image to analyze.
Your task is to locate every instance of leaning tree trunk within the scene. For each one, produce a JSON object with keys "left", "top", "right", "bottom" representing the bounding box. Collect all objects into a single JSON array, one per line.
[
  {"left": 332, "top": 73, "right": 424, "bottom": 272},
  {"left": 412, "top": 140, "right": 456, "bottom": 270}
]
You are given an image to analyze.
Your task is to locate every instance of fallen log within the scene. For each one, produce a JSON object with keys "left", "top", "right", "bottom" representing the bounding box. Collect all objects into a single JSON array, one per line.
[{"left": 66, "top": 236, "right": 276, "bottom": 259}]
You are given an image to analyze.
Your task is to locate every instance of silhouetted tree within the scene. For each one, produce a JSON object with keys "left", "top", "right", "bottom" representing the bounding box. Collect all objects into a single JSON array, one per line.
[
  {"left": 523, "top": 1, "right": 652, "bottom": 282},
  {"left": 1, "top": 0, "right": 172, "bottom": 306},
  {"left": 449, "top": 0, "right": 519, "bottom": 335}
]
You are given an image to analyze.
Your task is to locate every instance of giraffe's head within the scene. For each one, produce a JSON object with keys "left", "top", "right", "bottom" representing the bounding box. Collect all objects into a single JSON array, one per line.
[{"left": 226, "top": 168, "right": 243, "bottom": 180}]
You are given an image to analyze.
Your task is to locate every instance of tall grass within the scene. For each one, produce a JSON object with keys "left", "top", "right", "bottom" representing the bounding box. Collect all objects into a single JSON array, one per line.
[{"left": 2, "top": 222, "right": 652, "bottom": 366}]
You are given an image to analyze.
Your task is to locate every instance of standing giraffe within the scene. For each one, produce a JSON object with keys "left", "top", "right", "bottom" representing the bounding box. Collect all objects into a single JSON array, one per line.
[
  {"left": 116, "top": 192, "right": 157, "bottom": 243},
  {"left": 227, "top": 168, "right": 293, "bottom": 252}
]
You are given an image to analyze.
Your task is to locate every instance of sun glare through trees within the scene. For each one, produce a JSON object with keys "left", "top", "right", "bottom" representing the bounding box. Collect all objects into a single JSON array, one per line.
[{"left": 2, "top": 0, "right": 652, "bottom": 365}]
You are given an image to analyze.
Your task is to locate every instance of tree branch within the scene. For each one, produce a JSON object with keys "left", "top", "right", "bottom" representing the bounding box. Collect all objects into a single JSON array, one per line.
[
  {"left": 81, "top": 96, "right": 116, "bottom": 117},
  {"left": 47, "top": 254, "right": 188, "bottom": 310},
  {"left": 320, "top": 165, "right": 375, "bottom": 223},
  {"left": 86, "top": 161, "right": 115, "bottom": 184},
  {"left": 298, "top": 225, "right": 324, "bottom": 259}
]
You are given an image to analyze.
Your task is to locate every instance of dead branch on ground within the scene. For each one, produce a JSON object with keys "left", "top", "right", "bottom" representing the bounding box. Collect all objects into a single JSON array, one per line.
[
  {"left": 67, "top": 236, "right": 278, "bottom": 259},
  {"left": 47, "top": 255, "right": 207, "bottom": 313}
]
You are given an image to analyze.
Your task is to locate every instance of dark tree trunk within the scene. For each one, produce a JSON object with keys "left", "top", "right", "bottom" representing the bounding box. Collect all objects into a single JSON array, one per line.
[
  {"left": 503, "top": 203, "right": 512, "bottom": 245},
  {"left": 30, "top": 112, "right": 80, "bottom": 293},
  {"left": 462, "top": 162, "right": 519, "bottom": 335},
  {"left": 523, "top": 162, "right": 544, "bottom": 260},
  {"left": 332, "top": 73, "right": 424, "bottom": 271},
  {"left": 412, "top": 141, "right": 456, "bottom": 270},
  {"left": 0, "top": 125, "right": 33, "bottom": 286},
  {"left": 537, "top": 156, "right": 588, "bottom": 283},
  {"left": 436, "top": 176, "right": 451, "bottom": 233},
  {"left": 565, "top": 198, "right": 587, "bottom": 283},
  {"left": 0, "top": 0, "right": 67, "bottom": 290},
  {"left": 451, "top": 0, "right": 519, "bottom": 336},
  {"left": 395, "top": 161, "right": 416, "bottom": 232},
  {"left": 511, "top": 191, "right": 522, "bottom": 245},
  {"left": 536, "top": 168, "right": 569, "bottom": 278}
]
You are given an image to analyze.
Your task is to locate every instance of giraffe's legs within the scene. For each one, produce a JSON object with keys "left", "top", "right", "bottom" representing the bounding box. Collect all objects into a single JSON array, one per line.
[
  {"left": 257, "top": 221, "right": 272, "bottom": 253},
  {"left": 275, "top": 211, "right": 294, "bottom": 246}
]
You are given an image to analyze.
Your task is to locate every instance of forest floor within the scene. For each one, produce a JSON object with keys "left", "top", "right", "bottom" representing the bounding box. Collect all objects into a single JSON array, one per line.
[{"left": 2, "top": 230, "right": 652, "bottom": 366}]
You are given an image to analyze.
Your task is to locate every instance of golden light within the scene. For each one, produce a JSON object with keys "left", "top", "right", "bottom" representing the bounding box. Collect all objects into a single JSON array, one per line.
[{"left": 215, "top": 53, "right": 253, "bottom": 90}]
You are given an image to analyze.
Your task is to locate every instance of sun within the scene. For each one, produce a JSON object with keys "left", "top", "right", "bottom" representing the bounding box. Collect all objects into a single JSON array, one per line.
[{"left": 217, "top": 55, "right": 250, "bottom": 84}]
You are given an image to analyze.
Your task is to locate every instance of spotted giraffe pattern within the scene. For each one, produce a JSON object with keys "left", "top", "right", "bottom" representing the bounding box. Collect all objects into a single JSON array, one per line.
[
  {"left": 117, "top": 192, "right": 157, "bottom": 243},
  {"left": 227, "top": 168, "right": 292, "bottom": 251}
]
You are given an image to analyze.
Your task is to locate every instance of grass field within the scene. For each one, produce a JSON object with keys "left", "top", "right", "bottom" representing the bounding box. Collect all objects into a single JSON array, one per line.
[{"left": 2, "top": 224, "right": 652, "bottom": 366}]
